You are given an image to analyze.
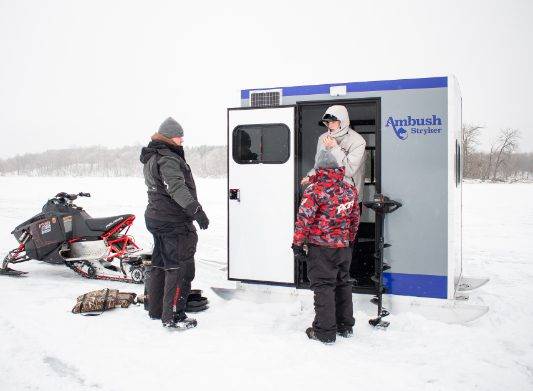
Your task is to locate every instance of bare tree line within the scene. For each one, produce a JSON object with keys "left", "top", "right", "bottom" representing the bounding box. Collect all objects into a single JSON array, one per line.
[
  {"left": 462, "top": 125, "right": 532, "bottom": 181},
  {"left": 0, "top": 145, "right": 227, "bottom": 178},
  {"left": 1, "top": 131, "right": 531, "bottom": 181}
]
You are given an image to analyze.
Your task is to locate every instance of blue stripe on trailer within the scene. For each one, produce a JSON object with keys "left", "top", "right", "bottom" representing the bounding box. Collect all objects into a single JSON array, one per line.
[
  {"left": 383, "top": 272, "right": 447, "bottom": 299},
  {"left": 241, "top": 77, "right": 448, "bottom": 99}
]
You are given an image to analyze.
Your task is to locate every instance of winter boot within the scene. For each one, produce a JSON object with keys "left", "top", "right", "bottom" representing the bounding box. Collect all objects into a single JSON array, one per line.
[
  {"left": 163, "top": 311, "right": 197, "bottom": 330},
  {"left": 306, "top": 327, "right": 335, "bottom": 344},
  {"left": 337, "top": 326, "right": 354, "bottom": 338}
]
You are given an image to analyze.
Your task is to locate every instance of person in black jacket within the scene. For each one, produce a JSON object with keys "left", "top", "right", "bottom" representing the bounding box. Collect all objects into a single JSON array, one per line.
[{"left": 140, "top": 117, "right": 209, "bottom": 329}]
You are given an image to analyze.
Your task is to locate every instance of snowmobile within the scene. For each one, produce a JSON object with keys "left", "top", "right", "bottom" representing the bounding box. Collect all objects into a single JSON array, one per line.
[{"left": 1, "top": 192, "right": 148, "bottom": 283}]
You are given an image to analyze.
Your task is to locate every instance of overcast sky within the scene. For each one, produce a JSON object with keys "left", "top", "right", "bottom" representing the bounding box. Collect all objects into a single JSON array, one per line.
[{"left": 0, "top": 0, "right": 532, "bottom": 158}]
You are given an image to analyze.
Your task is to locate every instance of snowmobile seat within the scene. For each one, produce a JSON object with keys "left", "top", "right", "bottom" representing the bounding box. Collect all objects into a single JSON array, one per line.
[{"left": 86, "top": 214, "right": 134, "bottom": 232}]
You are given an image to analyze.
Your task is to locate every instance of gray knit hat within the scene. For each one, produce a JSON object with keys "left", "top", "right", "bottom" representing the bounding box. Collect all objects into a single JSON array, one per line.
[
  {"left": 314, "top": 149, "right": 339, "bottom": 169},
  {"left": 158, "top": 117, "right": 184, "bottom": 138}
]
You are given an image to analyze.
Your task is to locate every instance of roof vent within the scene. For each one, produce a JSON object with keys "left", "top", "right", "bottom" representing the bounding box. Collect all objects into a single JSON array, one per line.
[{"left": 249, "top": 89, "right": 282, "bottom": 107}]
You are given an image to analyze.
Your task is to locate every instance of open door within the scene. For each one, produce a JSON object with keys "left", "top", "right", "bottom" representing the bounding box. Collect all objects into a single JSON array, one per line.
[
  {"left": 228, "top": 106, "right": 295, "bottom": 284},
  {"left": 295, "top": 98, "right": 381, "bottom": 293}
]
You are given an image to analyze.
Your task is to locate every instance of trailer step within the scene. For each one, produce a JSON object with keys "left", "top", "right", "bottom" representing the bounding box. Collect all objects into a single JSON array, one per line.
[
  {"left": 213, "top": 286, "right": 488, "bottom": 324},
  {"left": 211, "top": 286, "right": 304, "bottom": 304}
]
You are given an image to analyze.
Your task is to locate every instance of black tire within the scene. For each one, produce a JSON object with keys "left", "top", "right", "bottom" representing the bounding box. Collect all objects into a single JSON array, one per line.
[{"left": 186, "top": 297, "right": 208, "bottom": 308}]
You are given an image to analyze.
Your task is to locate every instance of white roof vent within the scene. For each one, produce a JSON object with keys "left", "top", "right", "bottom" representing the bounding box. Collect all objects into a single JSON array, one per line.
[
  {"left": 330, "top": 85, "right": 347, "bottom": 96},
  {"left": 249, "top": 89, "right": 282, "bottom": 107}
]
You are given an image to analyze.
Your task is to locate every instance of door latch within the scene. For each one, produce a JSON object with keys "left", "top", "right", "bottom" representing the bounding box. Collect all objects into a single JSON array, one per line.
[{"left": 229, "top": 189, "right": 240, "bottom": 202}]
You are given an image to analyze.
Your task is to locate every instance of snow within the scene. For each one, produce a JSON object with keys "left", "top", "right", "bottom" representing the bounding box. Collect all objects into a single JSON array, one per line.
[{"left": 0, "top": 177, "right": 532, "bottom": 391}]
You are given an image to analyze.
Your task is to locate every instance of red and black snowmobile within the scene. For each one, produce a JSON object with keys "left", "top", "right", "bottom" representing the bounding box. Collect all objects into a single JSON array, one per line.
[{"left": 1, "top": 192, "right": 148, "bottom": 283}]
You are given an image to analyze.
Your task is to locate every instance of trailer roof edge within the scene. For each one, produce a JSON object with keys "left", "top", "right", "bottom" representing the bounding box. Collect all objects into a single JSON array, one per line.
[{"left": 241, "top": 76, "right": 448, "bottom": 100}]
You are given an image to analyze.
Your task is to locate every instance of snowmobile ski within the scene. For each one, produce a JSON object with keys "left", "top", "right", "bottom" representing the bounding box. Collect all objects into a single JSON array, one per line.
[{"left": 0, "top": 267, "right": 28, "bottom": 276}]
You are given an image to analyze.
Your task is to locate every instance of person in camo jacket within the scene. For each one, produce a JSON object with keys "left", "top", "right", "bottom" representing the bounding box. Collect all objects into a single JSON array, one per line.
[{"left": 292, "top": 149, "right": 360, "bottom": 344}]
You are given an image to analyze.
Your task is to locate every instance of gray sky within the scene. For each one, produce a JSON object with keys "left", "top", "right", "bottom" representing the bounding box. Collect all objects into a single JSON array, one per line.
[{"left": 0, "top": 0, "right": 532, "bottom": 158}]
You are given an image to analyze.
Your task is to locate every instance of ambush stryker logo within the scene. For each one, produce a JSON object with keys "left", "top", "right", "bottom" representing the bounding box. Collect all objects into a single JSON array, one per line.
[{"left": 386, "top": 115, "right": 443, "bottom": 140}]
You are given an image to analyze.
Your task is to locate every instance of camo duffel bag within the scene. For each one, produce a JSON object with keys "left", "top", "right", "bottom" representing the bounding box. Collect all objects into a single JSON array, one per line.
[{"left": 72, "top": 288, "right": 137, "bottom": 315}]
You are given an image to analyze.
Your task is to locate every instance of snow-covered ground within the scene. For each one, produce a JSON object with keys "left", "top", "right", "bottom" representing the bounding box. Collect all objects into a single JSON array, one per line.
[{"left": 0, "top": 177, "right": 531, "bottom": 391}]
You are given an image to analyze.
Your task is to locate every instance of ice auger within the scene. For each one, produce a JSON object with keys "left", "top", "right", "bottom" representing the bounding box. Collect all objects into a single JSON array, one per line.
[{"left": 364, "top": 194, "right": 402, "bottom": 328}]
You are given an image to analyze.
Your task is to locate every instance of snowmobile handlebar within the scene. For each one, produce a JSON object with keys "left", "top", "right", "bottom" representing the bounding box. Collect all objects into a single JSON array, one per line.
[{"left": 54, "top": 192, "right": 91, "bottom": 201}]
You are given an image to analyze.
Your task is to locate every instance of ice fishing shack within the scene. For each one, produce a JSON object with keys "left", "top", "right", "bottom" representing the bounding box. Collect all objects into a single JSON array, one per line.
[{"left": 226, "top": 76, "right": 487, "bottom": 317}]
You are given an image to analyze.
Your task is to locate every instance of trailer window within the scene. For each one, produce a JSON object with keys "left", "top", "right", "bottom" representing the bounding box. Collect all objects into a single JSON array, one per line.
[{"left": 233, "top": 124, "right": 290, "bottom": 164}]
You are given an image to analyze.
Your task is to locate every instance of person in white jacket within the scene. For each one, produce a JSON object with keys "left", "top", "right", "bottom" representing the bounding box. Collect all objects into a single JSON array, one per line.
[{"left": 301, "top": 105, "right": 366, "bottom": 202}]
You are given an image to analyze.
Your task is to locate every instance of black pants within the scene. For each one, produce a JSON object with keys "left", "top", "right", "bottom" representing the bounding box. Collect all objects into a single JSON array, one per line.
[
  {"left": 145, "top": 217, "right": 198, "bottom": 323},
  {"left": 307, "top": 245, "right": 355, "bottom": 342}
]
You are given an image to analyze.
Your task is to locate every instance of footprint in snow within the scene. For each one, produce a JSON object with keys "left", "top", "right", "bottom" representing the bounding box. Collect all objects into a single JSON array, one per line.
[{"left": 43, "top": 356, "right": 100, "bottom": 389}]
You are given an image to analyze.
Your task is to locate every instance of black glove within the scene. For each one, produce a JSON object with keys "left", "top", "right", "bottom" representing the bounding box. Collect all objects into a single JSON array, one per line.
[
  {"left": 194, "top": 209, "right": 209, "bottom": 230},
  {"left": 185, "top": 202, "right": 209, "bottom": 230},
  {"left": 291, "top": 244, "right": 306, "bottom": 257}
]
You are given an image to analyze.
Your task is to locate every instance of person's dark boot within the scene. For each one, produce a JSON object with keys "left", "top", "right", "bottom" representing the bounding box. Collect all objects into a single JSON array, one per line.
[
  {"left": 337, "top": 326, "right": 354, "bottom": 338},
  {"left": 306, "top": 327, "right": 335, "bottom": 344},
  {"left": 163, "top": 311, "right": 197, "bottom": 330}
]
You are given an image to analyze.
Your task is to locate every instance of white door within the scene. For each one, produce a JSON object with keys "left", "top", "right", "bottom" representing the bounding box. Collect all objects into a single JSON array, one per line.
[{"left": 228, "top": 107, "right": 295, "bottom": 284}]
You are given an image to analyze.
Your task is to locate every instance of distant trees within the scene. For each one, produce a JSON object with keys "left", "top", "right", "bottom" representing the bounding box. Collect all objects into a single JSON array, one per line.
[
  {"left": 0, "top": 145, "right": 227, "bottom": 178},
  {"left": 462, "top": 125, "right": 530, "bottom": 181},
  {"left": 462, "top": 124, "right": 483, "bottom": 178},
  {"left": 486, "top": 128, "right": 521, "bottom": 181},
  {"left": 183, "top": 145, "right": 227, "bottom": 177},
  {"left": 1, "top": 133, "right": 530, "bottom": 182}
]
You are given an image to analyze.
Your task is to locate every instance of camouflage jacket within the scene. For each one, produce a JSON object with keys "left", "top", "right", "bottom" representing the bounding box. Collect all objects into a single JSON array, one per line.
[
  {"left": 293, "top": 167, "right": 360, "bottom": 248},
  {"left": 72, "top": 289, "right": 137, "bottom": 314}
]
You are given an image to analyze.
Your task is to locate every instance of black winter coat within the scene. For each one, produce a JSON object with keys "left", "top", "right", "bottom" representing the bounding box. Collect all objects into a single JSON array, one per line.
[{"left": 140, "top": 140, "right": 199, "bottom": 223}]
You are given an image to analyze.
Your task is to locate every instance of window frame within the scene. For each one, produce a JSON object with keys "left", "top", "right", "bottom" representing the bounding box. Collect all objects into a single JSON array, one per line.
[{"left": 232, "top": 123, "right": 291, "bottom": 165}]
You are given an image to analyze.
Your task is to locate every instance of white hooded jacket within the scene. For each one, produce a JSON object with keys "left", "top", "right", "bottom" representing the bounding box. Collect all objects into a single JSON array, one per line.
[{"left": 307, "top": 105, "right": 366, "bottom": 201}]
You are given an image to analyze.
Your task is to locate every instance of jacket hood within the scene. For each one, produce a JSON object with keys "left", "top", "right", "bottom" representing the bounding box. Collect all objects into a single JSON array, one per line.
[
  {"left": 319, "top": 105, "right": 351, "bottom": 135},
  {"left": 310, "top": 167, "right": 346, "bottom": 183},
  {"left": 140, "top": 137, "right": 185, "bottom": 164},
  {"left": 314, "top": 149, "right": 339, "bottom": 170}
]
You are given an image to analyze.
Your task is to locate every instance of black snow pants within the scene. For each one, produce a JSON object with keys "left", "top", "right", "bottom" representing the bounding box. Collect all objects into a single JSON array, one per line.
[
  {"left": 145, "top": 217, "right": 198, "bottom": 323},
  {"left": 307, "top": 244, "right": 355, "bottom": 342}
]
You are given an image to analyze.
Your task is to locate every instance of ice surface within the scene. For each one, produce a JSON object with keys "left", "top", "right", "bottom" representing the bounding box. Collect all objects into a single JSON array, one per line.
[{"left": 0, "top": 177, "right": 531, "bottom": 390}]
